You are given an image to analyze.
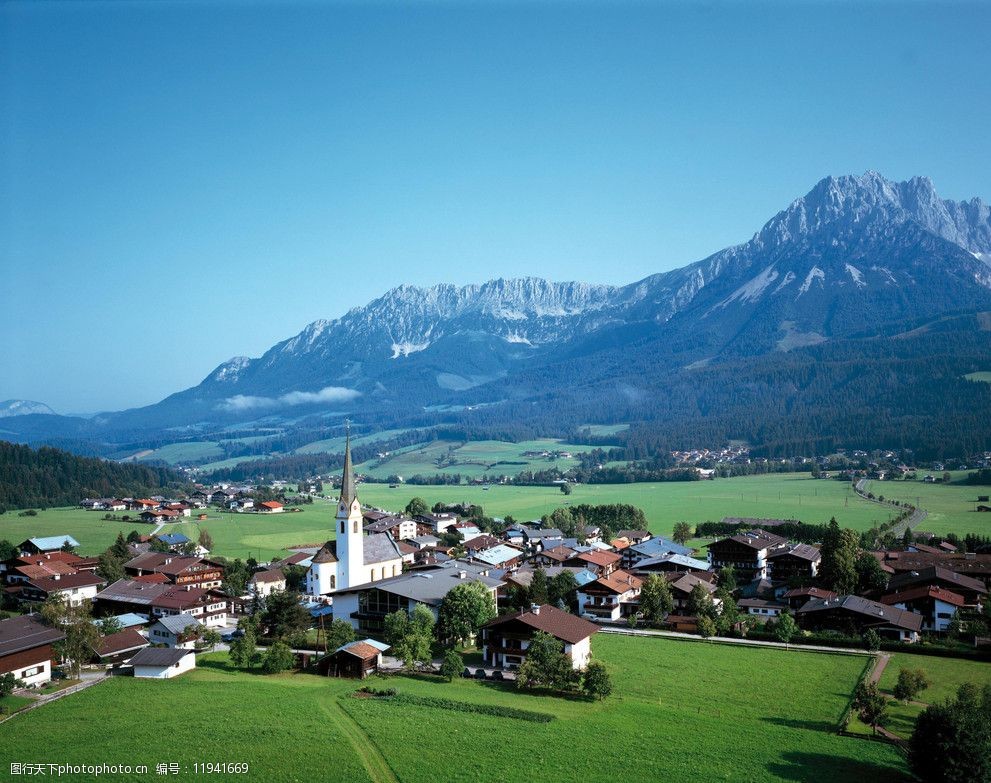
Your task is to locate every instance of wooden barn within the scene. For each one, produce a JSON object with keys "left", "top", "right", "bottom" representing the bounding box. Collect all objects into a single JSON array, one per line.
[{"left": 317, "top": 639, "right": 389, "bottom": 679}]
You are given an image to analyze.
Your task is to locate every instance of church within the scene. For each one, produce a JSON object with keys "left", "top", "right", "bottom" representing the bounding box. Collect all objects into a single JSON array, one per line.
[{"left": 306, "top": 434, "right": 404, "bottom": 598}]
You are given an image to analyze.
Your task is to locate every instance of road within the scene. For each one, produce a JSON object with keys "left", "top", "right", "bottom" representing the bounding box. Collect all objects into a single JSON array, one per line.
[{"left": 854, "top": 478, "right": 928, "bottom": 535}]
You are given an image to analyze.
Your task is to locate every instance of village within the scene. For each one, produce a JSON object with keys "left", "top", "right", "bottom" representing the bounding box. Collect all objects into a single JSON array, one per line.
[{"left": 2, "top": 435, "right": 989, "bottom": 721}]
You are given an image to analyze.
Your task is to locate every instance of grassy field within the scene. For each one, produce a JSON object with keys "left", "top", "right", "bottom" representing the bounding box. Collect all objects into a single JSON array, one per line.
[
  {"left": 360, "top": 473, "right": 889, "bottom": 536},
  {"left": 0, "top": 508, "right": 155, "bottom": 555},
  {"left": 852, "top": 652, "right": 991, "bottom": 740},
  {"left": 0, "top": 636, "right": 907, "bottom": 782},
  {"left": 863, "top": 475, "right": 991, "bottom": 537},
  {"left": 356, "top": 438, "right": 596, "bottom": 480},
  {"left": 964, "top": 371, "right": 991, "bottom": 383}
]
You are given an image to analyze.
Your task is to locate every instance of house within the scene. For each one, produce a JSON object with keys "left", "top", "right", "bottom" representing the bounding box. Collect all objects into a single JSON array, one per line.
[
  {"left": 129, "top": 499, "right": 160, "bottom": 512},
  {"left": 879, "top": 586, "right": 965, "bottom": 633},
  {"left": 567, "top": 550, "right": 621, "bottom": 577},
  {"left": 18, "top": 536, "right": 80, "bottom": 556},
  {"left": 17, "top": 572, "right": 106, "bottom": 607},
  {"left": 781, "top": 586, "right": 837, "bottom": 611},
  {"left": 257, "top": 501, "right": 284, "bottom": 514},
  {"left": 364, "top": 515, "right": 418, "bottom": 541},
  {"left": 153, "top": 532, "right": 193, "bottom": 551},
  {"left": 767, "top": 544, "right": 821, "bottom": 581},
  {"left": 500, "top": 567, "right": 598, "bottom": 599},
  {"left": 616, "top": 529, "right": 651, "bottom": 545},
  {"left": 522, "top": 528, "right": 565, "bottom": 552},
  {"left": 93, "top": 613, "right": 149, "bottom": 632},
  {"left": 531, "top": 544, "right": 577, "bottom": 567},
  {"left": 738, "top": 598, "right": 787, "bottom": 621},
  {"left": 123, "top": 553, "right": 223, "bottom": 589},
  {"left": 622, "top": 537, "right": 693, "bottom": 570},
  {"left": 148, "top": 614, "right": 204, "bottom": 648},
  {"left": 91, "top": 628, "right": 149, "bottom": 665},
  {"left": 139, "top": 510, "right": 180, "bottom": 524},
  {"left": 0, "top": 614, "right": 65, "bottom": 687},
  {"left": 707, "top": 529, "right": 788, "bottom": 581},
  {"left": 452, "top": 522, "right": 483, "bottom": 541},
  {"left": 248, "top": 568, "right": 287, "bottom": 597},
  {"left": 407, "top": 535, "right": 441, "bottom": 551},
  {"left": 416, "top": 513, "right": 460, "bottom": 535},
  {"left": 96, "top": 580, "right": 228, "bottom": 627},
  {"left": 481, "top": 604, "right": 599, "bottom": 670},
  {"left": 129, "top": 647, "right": 196, "bottom": 679},
  {"left": 577, "top": 570, "right": 642, "bottom": 622},
  {"left": 330, "top": 563, "right": 503, "bottom": 636},
  {"left": 317, "top": 639, "right": 390, "bottom": 678},
  {"left": 306, "top": 440, "right": 406, "bottom": 599},
  {"left": 796, "top": 595, "right": 923, "bottom": 643},
  {"left": 667, "top": 572, "right": 720, "bottom": 614},
  {"left": 885, "top": 567, "right": 987, "bottom": 607},
  {"left": 461, "top": 535, "right": 503, "bottom": 556}
]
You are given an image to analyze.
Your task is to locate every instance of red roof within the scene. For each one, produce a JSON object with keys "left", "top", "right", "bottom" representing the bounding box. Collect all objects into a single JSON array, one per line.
[
  {"left": 577, "top": 550, "right": 621, "bottom": 567},
  {"left": 880, "top": 586, "right": 966, "bottom": 608},
  {"left": 259, "top": 501, "right": 283, "bottom": 509},
  {"left": 15, "top": 552, "right": 83, "bottom": 567},
  {"left": 483, "top": 604, "right": 600, "bottom": 645},
  {"left": 94, "top": 628, "right": 149, "bottom": 658}
]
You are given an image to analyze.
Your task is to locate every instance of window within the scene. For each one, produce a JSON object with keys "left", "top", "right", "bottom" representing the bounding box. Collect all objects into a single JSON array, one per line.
[
  {"left": 330, "top": 575, "right": 336, "bottom": 589},
  {"left": 340, "top": 521, "right": 345, "bottom": 535},
  {"left": 353, "top": 521, "right": 358, "bottom": 534},
  {"left": 21, "top": 666, "right": 43, "bottom": 678}
]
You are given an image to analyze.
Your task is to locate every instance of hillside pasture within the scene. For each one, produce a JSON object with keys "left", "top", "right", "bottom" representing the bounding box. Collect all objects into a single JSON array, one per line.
[
  {"left": 863, "top": 476, "right": 991, "bottom": 537},
  {"left": 0, "top": 636, "right": 907, "bottom": 783}
]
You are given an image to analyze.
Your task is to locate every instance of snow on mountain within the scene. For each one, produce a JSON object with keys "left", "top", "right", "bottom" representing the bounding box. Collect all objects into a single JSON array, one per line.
[{"left": 0, "top": 400, "right": 56, "bottom": 418}]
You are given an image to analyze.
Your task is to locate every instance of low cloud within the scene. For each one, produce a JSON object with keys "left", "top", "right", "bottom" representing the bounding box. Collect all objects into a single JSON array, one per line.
[{"left": 220, "top": 386, "right": 360, "bottom": 412}]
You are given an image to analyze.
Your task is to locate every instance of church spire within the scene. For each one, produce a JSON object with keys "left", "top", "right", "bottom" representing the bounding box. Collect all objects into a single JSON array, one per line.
[{"left": 340, "top": 422, "right": 356, "bottom": 507}]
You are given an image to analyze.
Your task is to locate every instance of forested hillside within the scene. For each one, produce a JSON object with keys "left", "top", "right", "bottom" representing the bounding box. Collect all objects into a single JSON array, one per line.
[{"left": 0, "top": 441, "right": 184, "bottom": 511}]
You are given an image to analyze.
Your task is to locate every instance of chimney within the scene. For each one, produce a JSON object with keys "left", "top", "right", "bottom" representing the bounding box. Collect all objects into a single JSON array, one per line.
[
  {"left": 531, "top": 604, "right": 541, "bottom": 615},
  {"left": 53, "top": 573, "right": 60, "bottom": 581},
  {"left": 458, "top": 570, "right": 467, "bottom": 579}
]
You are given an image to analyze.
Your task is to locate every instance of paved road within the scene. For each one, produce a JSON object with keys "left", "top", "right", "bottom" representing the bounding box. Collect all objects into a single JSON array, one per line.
[{"left": 855, "top": 478, "right": 928, "bottom": 535}]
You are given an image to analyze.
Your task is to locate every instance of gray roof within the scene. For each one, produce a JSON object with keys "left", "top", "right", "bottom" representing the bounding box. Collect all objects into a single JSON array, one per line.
[
  {"left": 0, "top": 615, "right": 64, "bottom": 658},
  {"left": 630, "top": 537, "right": 693, "bottom": 558},
  {"left": 363, "top": 533, "right": 403, "bottom": 565},
  {"left": 96, "top": 579, "right": 171, "bottom": 606},
  {"left": 130, "top": 647, "right": 194, "bottom": 667},
  {"left": 769, "top": 543, "right": 821, "bottom": 562},
  {"left": 153, "top": 614, "right": 204, "bottom": 635},
  {"left": 336, "top": 563, "right": 503, "bottom": 606},
  {"left": 797, "top": 595, "right": 924, "bottom": 632},
  {"left": 635, "top": 553, "right": 711, "bottom": 571},
  {"left": 525, "top": 528, "right": 564, "bottom": 540},
  {"left": 25, "top": 535, "right": 80, "bottom": 551}
]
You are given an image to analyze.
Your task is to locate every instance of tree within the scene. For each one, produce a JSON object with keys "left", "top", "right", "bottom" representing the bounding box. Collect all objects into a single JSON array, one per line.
[
  {"left": 325, "top": 619, "right": 356, "bottom": 652},
  {"left": 901, "top": 527, "right": 914, "bottom": 548},
  {"left": 774, "top": 613, "right": 797, "bottom": 643},
  {"left": 717, "top": 565, "right": 737, "bottom": 595},
  {"left": 853, "top": 681, "right": 889, "bottom": 735},
  {"left": 583, "top": 661, "right": 612, "bottom": 699},
  {"left": 0, "top": 540, "right": 16, "bottom": 562},
  {"left": 549, "top": 571, "right": 578, "bottom": 610},
  {"left": 384, "top": 607, "right": 434, "bottom": 671},
  {"left": 559, "top": 482, "right": 572, "bottom": 495},
  {"left": 439, "top": 650, "right": 464, "bottom": 682},
  {"left": 97, "top": 551, "right": 125, "bottom": 583},
  {"left": 98, "top": 616, "right": 123, "bottom": 636},
  {"left": 818, "top": 518, "right": 859, "bottom": 594},
  {"left": 198, "top": 529, "right": 214, "bottom": 552},
  {"left": 909, "top": 683, "right": 991, "bottom": 783},
  {"left": 697, "top": 615, "right": 716, "bottom": 639},
  {"left": 262, "top": 590, "right": 311, "bottom": 642},
  {"left": 110, "top": 532, "right": 130, "bottom": 560},
  {"left": 40, "top": 595, "right": 101, "bottom": 678},
  {"left": 687, "top": 583, "right": 716, "bottom": 620},
  {"left": 672, "top": 522, "right": 693, "bottom": 545},
  {"left": 863, "top": 628, "right": 881, "bottom": 651},
  {"left": 229, "top": 625, "right": 259, "bottom": 669},
  {"left": 0, "top": 672, "right": 22, "bottom": 700},
  {"left": 222, "top": 559, "right": 250, "bottom": 596},
  {"left": 405, "top": 497, "right": 428, "bottom": 517},
  {"left": 516, "top": 631, "right": 578, "bottom": 692},
  {"left": 201, "top": 628, "right": 221, "bottom": 650},
  {"left": 125, "top": 530, "right": 142, "bottom": 544},
  {"left": 529, "top": 568, "right": 549, "bottom": 606},
  {"left": 262, "top": 641, "right": 296, "bottom": 674},
  {"left": 638, "top": 574, "right": 673, "bottom": 627},
  {"left": 437, "top": 581, "right": 496, "bottom": 645},
  {"left": 716, "top": 596, "right": 739, "bottom": 636},
  {"left": 855, "top": 552, "right": 889, "bottom": 594},
  {"left": 893, "top": 668, "right": 931, "bottom": 702}
]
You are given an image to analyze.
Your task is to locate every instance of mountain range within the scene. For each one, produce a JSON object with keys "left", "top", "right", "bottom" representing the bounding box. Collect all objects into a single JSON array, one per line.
[{"left": 4, "top": 171, "right": 991, "bottom": 459}]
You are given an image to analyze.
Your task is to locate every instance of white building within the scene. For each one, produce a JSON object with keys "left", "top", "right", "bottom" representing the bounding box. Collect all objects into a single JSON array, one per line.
[
  {"left": 147, "top": 614, "right": 204, "bottom": 649},
  {"left": 130, "top": 647, "right": 196, "bottom": 679},
  {"left": 306, "top": 435, "right": 404, "bottom": 598}
]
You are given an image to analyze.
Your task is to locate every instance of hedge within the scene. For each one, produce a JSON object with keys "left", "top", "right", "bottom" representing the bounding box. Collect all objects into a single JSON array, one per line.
[{"left": 354, "top": 688, "right": 554, "bottom": 722}]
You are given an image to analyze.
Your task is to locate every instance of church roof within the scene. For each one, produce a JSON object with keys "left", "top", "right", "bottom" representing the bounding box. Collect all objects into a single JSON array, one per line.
[
  {"left": 363, "top": 533, "right": 403, "bottom": 566},
  {"left": 340, "top": 432, "right": 357, "bottom": 507},
  {"left": 312, "top": 541, "right": 338, "bottom": 564}
]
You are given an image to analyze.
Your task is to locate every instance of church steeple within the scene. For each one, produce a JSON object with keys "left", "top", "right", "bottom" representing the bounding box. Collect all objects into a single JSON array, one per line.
[{"left": 340, "top": 425, "right": 356, "bottom": 507}]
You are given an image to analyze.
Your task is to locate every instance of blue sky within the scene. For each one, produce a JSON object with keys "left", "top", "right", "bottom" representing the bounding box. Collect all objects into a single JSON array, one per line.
[{"left": 2, "top": 1, "right": 989, "bottom": 412}]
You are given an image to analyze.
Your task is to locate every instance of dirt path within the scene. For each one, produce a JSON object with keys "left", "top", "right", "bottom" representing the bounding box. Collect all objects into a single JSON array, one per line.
[
  {"left": 868, "top": 652, "right": 891, "bottom": 685},
  {"left": 318, "top": 696, "right": 399, "bottom": 783}
]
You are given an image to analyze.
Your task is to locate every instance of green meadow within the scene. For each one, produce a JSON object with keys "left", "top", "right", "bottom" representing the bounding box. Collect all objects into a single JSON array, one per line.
[
  {"left": 0, "top": 636, "right": 907, "bottom": 783},
  {"left": 862, "top": 475, "right": 991, "bottom": 537}
]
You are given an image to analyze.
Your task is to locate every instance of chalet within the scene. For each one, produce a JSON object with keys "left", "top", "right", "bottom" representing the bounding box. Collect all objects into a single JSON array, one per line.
[
  {"left": 667, "top": 572, "right": 720, "bottom": 614},
  {"left": 90, "top": 628, "right": 149, "bottom": 665},
  {"left": 130, "top": 647, "right": 196, "bottom": 679},
  {"left": 17, "top": 572, "right": 105, "bottom": 606},
  {"left": 707, "top": 529, "right": 788, "bottom": 581},
  {"left": 796, "top": 595, "right": 923, "bottom": 642},
  {"left": 407, "top": 535, "right": 441, "bottom": 551},
  {"left": 461, "top": 535, "right": 503, "bottom": 556},
  {"left": 210, "top": 490, "right": 237, "bottom": 505},
  {"left": 522, "top": 528, "right": 565, "bottom": 552},
  {"left": 230, "top": 498, "right": 254, "bottom": 511},
  {"left": 331, "top": 564, "right": 503, "bottom": 636},
  {"left": 738, "top": 598, "right": 787, "bottom": 621},
  {"left": 123, "top": 553, "right": 223, "bottom": 589},
  {"left": 129, "top": 499, "right": 160, "bottom": 512},
  {"left": 885, "top": 567, "right": 987, "bottom": 607},
  {"left": 471, "top": 544, "right": 524, "bottom": 569},
  {"left": 317, "top": 638, "right": 390, "bottom": 678},
  {"left": 616, "top": 529, "right": 651, "bottom": 545},
  {"left": 163, "top": 503, "right": 193, "bottom": 517},
  {"left": 7, "top": 557, "right": 80, "bottom": 585},
  {"left": 531, "top": 545, "right": 577, "bottom": 567},
  {"left": 248, "top": 568, "right": 287, "bottom": 597},
  {"left": 154, "top": 532, "right": 193, "bottom": 551},
  {"left": 139, "top": 510, "right": 180, "bottom": 524},
  {"left": 880, "top": 586, "right": 965, "bottom": 633},
  {"left": 452, "top": 522, "right": 483, "bottom": 541},
  {"left": 567, "top": 550, "right": 621, "bottom": 577},
  {"left": 364, "top": 515, "right": 417, "bottom": 541},
  {"left": 148, "top": 614, "right": 204, "bottom": 648},
  {"left": 481, "top": 604, "right": 599, "bottom": 670},
  {"left": 96, "top": 580, "right": 228, "bottom": 626},
  {"left": 631, "top": 553, "right": 711, "bottom": 575},
  {"left": 577, "top": 570, "right": 642, "bottom": 622},
  {"left": 257, "top": 501, "right": 284, "bottom": 514},
  {"left": 18, "top": 536, "right": 80, "bottom": 556},
  {"left": 880, "top": 552, "right": 991, "bottom": 589},
  {"left": 767, "top": 544, "right": 821, "bottom": 581},
  {"left": 781, "top": 586, "right": 837, "bottom": 611},
  {"left": 500, "top": 567, "right": 597, "bottom": 599},
  {"left": 415, "top": 513, "right": 460, "bottom": 535},
  {"left": 0, "top": 614, "right": 64, "bottom": 687}
]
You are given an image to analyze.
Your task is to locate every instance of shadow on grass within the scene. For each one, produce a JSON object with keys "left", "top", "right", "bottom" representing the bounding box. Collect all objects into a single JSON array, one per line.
[
  {"left": 766, "top": 752, "right": 910, "bottom": 783},
  {"left": 762, "top": 716, "right": 836, "bottom": 733}
]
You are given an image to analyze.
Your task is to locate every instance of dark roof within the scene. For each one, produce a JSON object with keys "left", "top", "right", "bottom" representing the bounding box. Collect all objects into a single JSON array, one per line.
[
  {"left": 363, "top": 533, "right": 403, "bottom": 566},
  {"left": 782, "top": 586, "right": 837, "bottom": 600},
  {"left": 887, "top": 566, "right": 987, "bottom": 595},
  {"left": 880, "top": 586, "right": 966, "bottom": 608},
  {"left": 482, "top": 604, "right": 599, "bottom": 645},
  {"left": 711, "top": 529, "right": 788, "bottom": 551},
  {"left": 129, "top": 647, "right": 194, "bottom": 667},
  {"left": 94, "top": 628, "right": 149, "bottom": 658},
  {"left": 312, "top": 541, "right": 339, "bottom": 564},
  {"left": 26, "top": 572, "right": 105, "bottom": 593},
  {"left": 525, "top": 528, "right": 564, "bottom": 540},
  {"left": 720, "top": 517, "right": 796, "bottom": 528},
  {"left": 797, "top": 595, "right": 924, "bottom": 632},
  {"left": 768, "top": 543, "right": 821, "bottom": 562},
  {"left": 249, "top": 568, "right": 286, "bottom": 585},
  {"left": 0, "top": 615, "right": 64, "bottom": 658}
]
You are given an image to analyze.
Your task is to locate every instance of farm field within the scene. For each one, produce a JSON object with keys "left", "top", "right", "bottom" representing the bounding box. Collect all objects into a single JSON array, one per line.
[
  {"left": 0, "top": 507, "right": 153, "bottom": 555},
  {"left": 356, "top": 438, "right": 596, "bottom": 480},
  {"left": 360, "top": 473, "right": 889, "bottom": 537},
  {"left": 863, "top": 476, "right": 991, "bottom": 537},
  {"left": 0, "top": 636, "right": 907, "bottom": 783},
  {"left": 852, "top": 652, "right": 991, "bottom": 740}
]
